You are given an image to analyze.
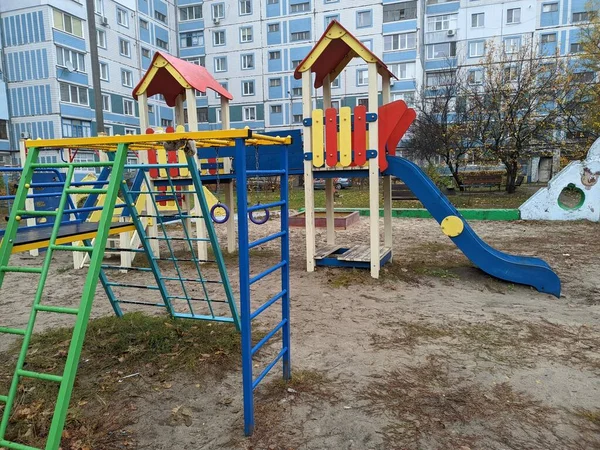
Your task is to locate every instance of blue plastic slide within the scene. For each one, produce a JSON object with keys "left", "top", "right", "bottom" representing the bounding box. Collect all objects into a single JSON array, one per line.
[{"left": 384, "top": 156, "right": 561, "bottom": 297}]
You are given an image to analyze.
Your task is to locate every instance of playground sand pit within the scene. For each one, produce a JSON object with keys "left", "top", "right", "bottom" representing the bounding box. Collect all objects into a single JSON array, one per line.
[{"left": 1, "top": 216, "right": 600, "bottom": 449}]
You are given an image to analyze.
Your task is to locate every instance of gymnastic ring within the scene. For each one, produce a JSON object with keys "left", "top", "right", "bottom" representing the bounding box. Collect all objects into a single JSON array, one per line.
[
  {"left": 210, "top": 202, "right": 230, "bottom": 224},
  {"left": 249, "top": 206, "right": 270, "bottom": 225}
]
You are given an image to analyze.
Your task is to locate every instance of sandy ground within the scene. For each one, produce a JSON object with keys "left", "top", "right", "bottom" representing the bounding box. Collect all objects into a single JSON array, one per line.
[{"left": 1, "top": 215, "right": 600, "bottom": 449}]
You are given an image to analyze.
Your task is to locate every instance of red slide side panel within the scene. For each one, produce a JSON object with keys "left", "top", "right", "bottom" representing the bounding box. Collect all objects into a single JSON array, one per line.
[
  {"left": 387, "top": 108, "right": 417, "bottom": 157},
  {"left": 378, "top": 100, "right": 407, "bottom": 171}
]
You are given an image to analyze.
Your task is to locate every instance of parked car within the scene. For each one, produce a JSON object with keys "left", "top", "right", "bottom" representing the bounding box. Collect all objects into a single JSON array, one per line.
[{"left": 313, "top": 177, "right": 352, "bottom": 190}]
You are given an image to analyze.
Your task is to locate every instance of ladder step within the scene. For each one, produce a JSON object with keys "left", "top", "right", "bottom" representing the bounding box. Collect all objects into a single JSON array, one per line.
[
  {"left": 17, "top": 369, "right": 63, "bottom": 383},
  {"left": 106, "top": 282, "right": 160, "bottom": 290},
  {"left": 16, "top": 209, "right": 58, "bottom": 217},
  {"left": 0, "top": 326, "right": 26, "bottom": 336},
  {"left": 51, "top": 245, "right": 94, "bottom": 252},
  {"left": 35, "top": 305, "right": 79, "bottom": 315},
  {"left": 30, "top": 161, "right": 114, "bottom": 169},
  {"left": 0, "top": 438, "right": 41, "bottom": 450},
  {"left": 65, "top": 188, "right": 108, "bottom": 195},
  {"left": 0, "top": 266, "right": 43, "bottom": 274},
  {"left": 0, "top": 394, "right": 6, "bottom": 402}
]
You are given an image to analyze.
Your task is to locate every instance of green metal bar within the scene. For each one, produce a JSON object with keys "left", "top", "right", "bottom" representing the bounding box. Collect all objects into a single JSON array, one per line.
[
  {"left": 17, "top": 369, "right": 62, "bottom": 383},
  {"left": 50, "top": 245, "right": 94, "bottom": 252},
  {"left": 15, "top": 209, "right": 58, "bottom": 217},
  {"left": 30, "top": 161, "right": 114, "bottom": 169},
  {"left": 0, "top": 161, "right": 75, "bottom": 443},
  {"left": 64, "top": 188, "right": 108, "bottom": 195},
  {"left": 0, "top": 395, "right": 6, "bottom": 402},
  {"left": 0, "top": 327, "right": 26, "bottom": 336},
  {"left": 0, "top": 438, "right": 41, "bottom": 450},
  {"left": 34, "top": 305, "right": 79, "bottom": 315},
  {"left": 0, "top": 267, "right": 43, "bottom": 274},
  {"left": 185, "top": 151, "right": 240, "bottom": 331},
  {"left": 88, "top": 240, "right": 124, "bottom": 318},
  {"left": 45, "top": 143, "right": 130, "bottom": 450}
]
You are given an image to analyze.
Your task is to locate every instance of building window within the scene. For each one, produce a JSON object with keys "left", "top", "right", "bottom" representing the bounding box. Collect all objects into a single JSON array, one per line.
[
  {"left": 469, "top": 40, "right": 485, "bottom": 57},
  {"left": 357, "top": 69, "right": 368, "bottom": 86},
  {"left": 154, "top": 11, "right": 167, "bottom": 23},
  {"left": 542, "top": 3, "right": 558, "bottom": 12},
  {"left": 156, "top": 38, "right": 168, "bottom": 50},
  {"left": 56, "top": 46, "right": 85, "bottom": 72},
  {"left": 214, "top": 56, "right": 227, "bottom": 72},
  {"left": 99, "top": 62, "right": 109, "bottom": 80},
  {"left": 290, "top": 2, "right": 309, "bottom": 13},
  {"left": 268, "top": 0, "right": 278, "bottom": 3},
  {"left": 357, "top": 98, "right": 369, "bottom": 108},
  {"left": 325, "top": 15, "right": 339, "bottom": 26},
  {"left": 241, "top": 53, "right": 254, "bottom": 69},
  {"left": 575, "top": 71, "right": 594, "bottom": 82},
  {"left": 240, "top": 26, "right": 253, "bottom": 42},
  {"left": 240, "top": 0, "right": 252, "bottom": 15},
  {"left": 427, "top": 14, "right": 456, "bottom": 31},
  {"left": 292, "top": 114, "right": 303, "bottom": 123},
  {"left": 571, "top": 42, "right": 583, "bottom": 53},
  {"left": 269, "top": 78, "right": 281, "bottom": 87},
  {"left": 504, "top": 37, "right": 520, "bottom": 53},
  {"left": 179, "top": 5, "right": 202, "bottom": 21},
  {"left": 117, "top": 7, "right": 129, "bottom": 27},
  {"left": 214, "top": 82, "right": 227, "bottom": 98},
  {"left": 212, "top": 3, "right": 225, "bottom": 19},
  {"left": 53, "top": 10, "right": 84, "bottom": 37},
  {"left": 383, "top": 2, "right": 417, "bottom": 22},
  {"left": 197, "top": 107, "right": 209, "bottom": 122},
  {"left": 426, "top": 42, "right": 457, "bottom": 59},
  {"left": 468, "top": 70, "right": 483, "bottom": 85},
  {"left": 392, "top": 91, "right": 415, "bottom": 107},
  {"left": 0, "top": 120, "right": 7, "bottom": 140},
  {"left": 62, "top": 119, "right": 91, "bottom": 138},
  {"left": 356, "top": 10, "right": 372, "bottom": 28},
  {"left": 331, "top": 76, "right": 340, "bottom": 88},
  {"left": 97, "top": 29, "right": 106, "bottom": 48},
  {"left": 506, "top": 8, "right": 521, "bottom": 24},
  {"left": 425, "top": 71, "right": 455, "bottom": 87},
  {"left": 161, "top": 118, "right": 173, "bottom": 128},
  {"left": 291, "top": 59, "right": 302, "bottom": 68},
  {"left": 140, "top": 19, "right": 149, "bottom": 29},
  {"left": 95, "top": 0, "right": 104, "bottom": 15},
  {"left": 124, "top": 128, "right": 136, "bottom": 135},
  {"left": 180, "top": 31, "right": 204, "bottom": 48},
  {"left": 541, "top": 33, "right": 557, "bottom": 44},
  {"left": 148, "top": 105, "right": 155, "bottom": 114},
  {"left": 471, "top": 12, "right": 484, "bottom": 27},
  {"left": 384, "top": 32, "right": 416, "bottom": 51},
  {"left": 186, "top": 56, "right": 206, "bottom": 66},
  {"left": 242, "top": 80, "right": 255, "bottom": 96},
  {"left": 121, "top": 69, "right": 133, "bottom": 87},
  {"left": 59, "top": 82, "right": 88, "bottom": 105},
  {"left": 291, "top": 31, "right": 310, "bottom": 41},
  {"left": 268, "top": 23, "right": 280, "bottom": 32},
  {"left": 213, "top": 30, "right": 226, "bottom": 46},
  {"left": 243, "top": 106, "right": 256, "bottom": 121},
  {"left": 102, "top": 93, "right": 111, "bottom": 111},
  {"left": 142, "top": 48, "right": 151, "bottom": 59},
  {"left": 388, "top": 62, "right": 415, "bottom": 80},
  {"left": 269, "top": 51, "right": 281, "bottom": 60},
  {"left": 271, "top": 104, "right": 282, "bottom": 113},
  {"left": 573, "top": 11, "right": 590, "bottom": 22},
  {"left": 123, "top": 99, "right": 135, "bottom": 116},
  {"left": 119, "top": 38, "right": 131, "bottom": 57}
]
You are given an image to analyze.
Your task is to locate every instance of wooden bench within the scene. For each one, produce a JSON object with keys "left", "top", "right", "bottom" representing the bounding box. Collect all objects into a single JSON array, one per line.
[
  {"left": 459, "top": 173, "right": 502, "bottom": 191},
  {"left": 391, "top": 182, "right": 418, "bottom": 200}
]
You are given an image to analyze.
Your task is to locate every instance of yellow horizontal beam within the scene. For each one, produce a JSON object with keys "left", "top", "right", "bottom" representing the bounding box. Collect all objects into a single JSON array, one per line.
[{"left": 10, "top": 223, "right": 137, "bottom": 254}]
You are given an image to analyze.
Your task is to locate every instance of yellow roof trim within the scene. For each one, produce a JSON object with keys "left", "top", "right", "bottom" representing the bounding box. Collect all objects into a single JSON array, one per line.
[
  {"left": 134, "top": 54, "right": 191, "bottom": 96},
  {"left": 340, "top": 34, "right": 378, "bottom": 64}
]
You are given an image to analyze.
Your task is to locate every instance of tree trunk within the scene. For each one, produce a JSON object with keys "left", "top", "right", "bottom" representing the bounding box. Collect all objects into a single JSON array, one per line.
[
  {"left": 504, "top": 160, "right": 519, "bottom": 194},
  {"left": 447, "top": 162, "right": 464, "bottom": 191}
]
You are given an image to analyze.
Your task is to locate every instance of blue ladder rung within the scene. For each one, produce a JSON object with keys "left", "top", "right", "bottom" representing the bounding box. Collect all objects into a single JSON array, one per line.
[
  {"left": 171, "top": 312, "right": 236, "bottom": 322},
  {"left": 167, "top": 295, "right": 228, "bottom": 303},
  {"left": 147, "top": 236, "right": 211, "bottom": 242},
  {"left": 252, "top": 348, "right": 288, "bottom": 390},
  {"left": 249, "top": 231, "right": 287, "bottom": 249},
  {"left": 247, "top": 200, "right": 286, "bottom": 213},
  {"left": 251, "top": 319, "right": 287, "bottom": 356},
  {"left": 161, "top": 276, "right": 223, "bottom": 284},
  {"left": 246, "top": 170, "right": 286, "bottom": 176},
  {"left": 100, "top": 265, "right": 153, "bottom": 272},
  {"left": 115, "top": 299, "right": 167, "bottom": 307},
  {"left": 251, "top": 290, "right": 286, "bottom": 320},
  {"left": 106, "top": 282, "right": 160, "bottom": 290},
  {"left": 249, "top": 261, "right": 287, "bottom": 285}
]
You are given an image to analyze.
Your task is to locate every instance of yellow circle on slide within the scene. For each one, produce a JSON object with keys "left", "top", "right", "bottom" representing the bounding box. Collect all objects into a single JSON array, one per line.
[{"left": 441, "top": 215, "right": 464, "bottom": 237}]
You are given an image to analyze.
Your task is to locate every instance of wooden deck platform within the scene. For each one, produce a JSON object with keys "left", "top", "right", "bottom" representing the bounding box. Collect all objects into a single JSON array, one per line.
[{"left": 315, "top": 244, "right": 392, "bottom": 269}]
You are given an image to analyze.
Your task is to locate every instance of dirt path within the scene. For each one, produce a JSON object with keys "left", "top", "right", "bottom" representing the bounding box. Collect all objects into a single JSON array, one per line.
[{"left": 1, "top": 217, "right": 599, "bottom": 449}]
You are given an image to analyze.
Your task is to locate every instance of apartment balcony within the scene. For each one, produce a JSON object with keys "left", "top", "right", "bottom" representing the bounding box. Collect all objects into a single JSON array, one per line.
[{"left": 425, "top": 29, "right": 459, "bottom": 44}]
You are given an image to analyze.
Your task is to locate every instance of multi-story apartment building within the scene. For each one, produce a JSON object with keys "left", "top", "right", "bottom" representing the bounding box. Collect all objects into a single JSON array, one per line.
[{"left": 0, "top": 0, "right": 595, "bottom": 165}]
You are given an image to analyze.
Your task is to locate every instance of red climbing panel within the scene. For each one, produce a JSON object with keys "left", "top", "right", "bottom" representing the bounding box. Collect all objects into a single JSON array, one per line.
[
  {"left": 167, "top": 150, "right": 179, "bottom": 177},
  {"left": 353, "top": 105, "right": 367, "bottom": 166},
  {"left": 148, "top": 149, "right": 159, "bottom": 178},
  {"left": 325, "top": 108, "right": 338, "bottom": 167}
]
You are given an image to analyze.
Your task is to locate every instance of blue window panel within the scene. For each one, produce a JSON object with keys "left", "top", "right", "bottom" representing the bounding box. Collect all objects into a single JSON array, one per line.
[
  {"left": 289, "top": 45, "right": 311, "bottom": 64},
  {"left": 268, "top": 84, "right": 283, "bottom": 99},
  {"left": 426, "top": 2, "right": 460, "bottom": 15},
  {"left": 383, "top": 20, "right": 417, "bottom": 34},
  {"left": 56, "top": 69, "right": 89, "bottom": 86},
  {"left": 60, "top": 104, "right": 94, "bottom": 120},
  {"left": 160, "top": 106, "right": 174, "bottom": 120},
  {"left": 37, "top": 11, "right": 45, "bottom": 41},
  {"left": 155, "top": 0, "right": 168, "bottom": 15},
  {"left": 104, "top": 112, "right": 140, "bottom": 126},
  {"left": 9, "top": 16, "right": 17, "bottom": 46},
  {"left": 178, "top": 0, "right": 201, "bottom": 4},
  {"left": 382, "top": 50, "right": 418, "bottom": 63},
  {"left": 42, "top": 49, "right": 49, "bottom": 78},
  {"left": 560, "top": 30, "right": 567, "bottom": 54},
  {"left": 270, "top": 111, "right": 284, "bottom": 126},
  {"left": 540, "top": 33, "right": 558, "bottom": 56},
  {"left": 267, "top": 23, "right": 281, "bottom": 45},
  {"left": 289, "top": 17, "right": 310, "bottom": 33},
  {"left": 266, "top": 2, "right": 280, "bottom": 17},
  {"left": 290, "top": 0, "right": 308, "bottom": 4},
  {"left": 0, "top": 142, "right": 9, "bottom": 151},
  {"left": 140, "top": 27, "right": 150, "bottom": 43},
  {"left": 356, "top": 10, "right": 373, "bottom": 28},
  {"left": 142, "top": 55, "right": 151, "bottom": 70},
  {"left": 179, "top": 21, "right": 204, "bottom": 32},
  {"left": 26, "top": 13, "right": 34, "bottom": 43},
  {"left": 155, "top": 25, "right": 169, "bottom": 42},
  {"left": 16, "top": 15, "right": 23, "bottom": 46},
  {"left": 24, "top": 51, "right": 32, "bottom": 81},
  {"left": 19, "top": 52, "right": 26, "bottom": 81},
  {"left": 53, "top": 30, "right": 86, "bottom": 51},
  {"left": 391, "top": 80, "right": 416, "bottom": 91},
  {"left": 541, "top": 6, "right": 559, "bottom": 27},
  {"left": 138, "top": 0, "right": 149, "bottom": 15},
  {"left": 425, "top": 58, "right": 457, "bottom": 70},
  {"left": 282, "top": 20, "right": 288, "bottom": 44},
  {"left": 180, "top": 47, "right": 206, "bottom": 58}
]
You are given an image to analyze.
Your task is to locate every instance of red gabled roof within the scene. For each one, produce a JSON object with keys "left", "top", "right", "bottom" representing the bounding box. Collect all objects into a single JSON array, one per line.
[
  {"left": 293, "top": 20, "right": 396, "bottom": 89},
  {"left": 132, "top": 51, "right": 233, "bottom": 106}
]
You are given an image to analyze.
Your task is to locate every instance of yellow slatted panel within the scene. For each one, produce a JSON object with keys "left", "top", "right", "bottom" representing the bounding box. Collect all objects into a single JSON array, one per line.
[
  {"left": 339, "top": 107, "right": 352, "bottom": 167},
  {"left": 178, "top": 149, "right": 190, "bottom": 177},
  {"left": 157, "top": 149, "right": 168, "bottom": 178},
  {"left": 312, "top": 109, "right": 324, "bottom": 167}
]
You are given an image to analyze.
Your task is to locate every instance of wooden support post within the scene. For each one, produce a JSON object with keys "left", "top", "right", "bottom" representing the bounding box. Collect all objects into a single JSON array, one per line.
[
  {"left": 368, "top": 62, "right": 380, "bottom": 279},
  {"left": 220, "top": 96, "right": 236, "bottom": 253},
  {"left": 186, "top": 88, "right": 208, "bottom": 262},
  {"left": 322, "top": 75, "right": 335, "bottom": 246},
  {"left": 382, "top": 73, "right": 393, "bottom": 259},
  {"left": 302, "top": 71, "right": 315, "bottom": 272},
  {"left": 20, "top": 140, "right": 39, "bottom": 257},
  {"left": 174, "top": 95, "right": 192, "bottom": 234}
]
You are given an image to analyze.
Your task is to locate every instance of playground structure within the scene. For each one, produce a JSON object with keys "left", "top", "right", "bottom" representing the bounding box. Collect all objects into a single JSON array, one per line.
[
  {"left": 297, "top": 21, "right": 561, "bottom": 296},
  {"left": 520, "top": 137, "right": 600, "bottom": 222}
]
